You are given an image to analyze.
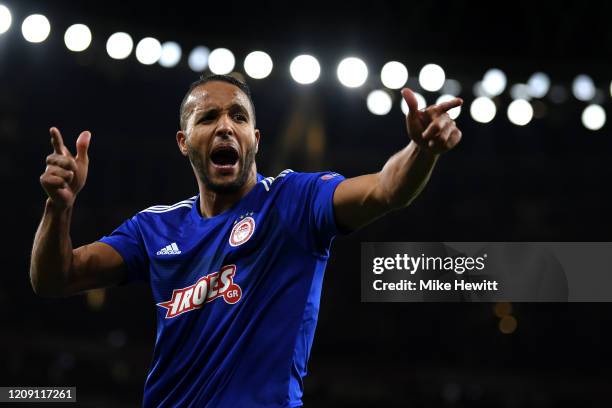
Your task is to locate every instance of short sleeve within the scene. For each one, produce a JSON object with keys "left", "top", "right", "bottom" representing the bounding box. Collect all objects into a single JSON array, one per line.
[
  {"left": 98, "top": 215, "right": 148, "bottom": 283},
  {"left": 277, "top": 172, "right": 345, "bottom": 256}
]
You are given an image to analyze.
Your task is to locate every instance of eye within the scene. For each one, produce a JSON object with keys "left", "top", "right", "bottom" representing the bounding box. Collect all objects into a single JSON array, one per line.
[
  {"left": 233, "top": 113, "right": 247, "bottom": 122},
  {"left": 198, "top": 112, "right": 217, "bottom": 123}
]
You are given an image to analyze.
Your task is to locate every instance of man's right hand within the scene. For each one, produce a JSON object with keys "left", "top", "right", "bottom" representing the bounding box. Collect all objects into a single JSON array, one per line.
[{"left": 40, "top": 127, "right": 91, "bottom": 209}]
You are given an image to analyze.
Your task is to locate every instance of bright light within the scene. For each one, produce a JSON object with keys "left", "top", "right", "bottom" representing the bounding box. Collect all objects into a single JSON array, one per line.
[
  {"left": 208, "top": 48, "right": 235, "bottom": 75},
  {"left": 366, "top": 90, "right": 392, "bottom": 115},
  {"left": 610, "top": 81, "right": 612, "bottom": 98},
  {"left": 470, "top": 97, "right": 496, "bottom": 123},
  {"left": 572, "top": 74, "right": 595, "bottom": 101},
  {"left": 21, "top": 14, "right": 50, "bottom": 43},
  {"left": 0, "top": 5, "right": 11, "bottom": 34},
  {"left": 482, "top": 68, "right": 507, "bottom": 96},
  {"left": 106, "top": 32, "right": 133, "bottom": 60},
  {"left": 289, "top": 55, "right": 320, "bottom": 85},
  {"left": 441, "top": 79, "right": 461, "bottom": 96},
  {"left": 527, "top": 72, "right": 550, "bottom": 98},
  {"left": 419, "top": 63, "right": 445, "bottom": 92},
  {"left": 63, "top": 24, "right": 91, "bottom": 52},
  {"left": 510, "top": 84, "right": 531, "bottom": 101},
  {"left": 159, "top": 42, "right": 181, "bottom": 68},
  {"left": 507, "top": 99, "right": 534, "bottom": 126},
  {"left": 380, "top": 61, "right": 408, "bottom": 89},
  {"left": 188, "top": 46, "right": 209, "bottom": 72},
  {"left": 401, "top": 92, "right": 426, "bottom": 115},
  {"left": 337, "top": 57, "right": 368, "bottom": 88},
  {"left": 581, "top": 104, "right": 606, "bottom": 131},
  {"left": 244, "top": 51, "right": 273, "bottom": 79},
  {"left": 436, "top": 94, "right": 461, "bottom": 119},
  {"left": 135, "top": 37, "right": 162, "bottom": 65}
]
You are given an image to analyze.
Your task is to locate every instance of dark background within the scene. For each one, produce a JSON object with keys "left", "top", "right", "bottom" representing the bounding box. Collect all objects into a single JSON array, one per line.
[{"left": 1, "top": 0, "right": 611, "bottom": 406}]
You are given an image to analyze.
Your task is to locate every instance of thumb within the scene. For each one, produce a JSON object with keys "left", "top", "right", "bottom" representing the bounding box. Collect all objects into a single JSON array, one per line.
[
  {"left": 75, "top": 130, "right": 91, "bottom": 164},
  {"left": 401, "top": 88, "right": 419, "bottom": 116}
]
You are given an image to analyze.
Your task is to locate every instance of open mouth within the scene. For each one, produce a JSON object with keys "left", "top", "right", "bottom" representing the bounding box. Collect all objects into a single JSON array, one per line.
[{"left": 210, "top": 145, "right": 240, "bottom": 168}]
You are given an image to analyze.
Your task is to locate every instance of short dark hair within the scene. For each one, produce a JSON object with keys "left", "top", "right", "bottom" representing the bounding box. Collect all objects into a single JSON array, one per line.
[{"left": 179, "top": 74, "right": 256, "bottom": 130}]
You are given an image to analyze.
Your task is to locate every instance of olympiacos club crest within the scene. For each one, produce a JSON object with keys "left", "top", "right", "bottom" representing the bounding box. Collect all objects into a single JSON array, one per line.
[{"left": 229, "top": 216, "right": 255, "bottom": 247}]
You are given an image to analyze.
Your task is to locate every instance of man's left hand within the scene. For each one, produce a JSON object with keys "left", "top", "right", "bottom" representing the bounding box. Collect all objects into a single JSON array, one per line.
[{"left": 402, "top": 87, "right": 463, "bottom": 155}]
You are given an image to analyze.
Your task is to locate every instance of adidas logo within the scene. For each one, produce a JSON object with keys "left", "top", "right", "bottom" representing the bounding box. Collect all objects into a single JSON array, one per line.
[{"left": 157, "top": 242, "right": 181, "bottom": 255}]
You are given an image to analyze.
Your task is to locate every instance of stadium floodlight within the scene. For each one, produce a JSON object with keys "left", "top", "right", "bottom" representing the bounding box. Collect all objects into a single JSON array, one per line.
[
  {"left": 481, "top": 68, "right": 507, "bottom": 96},
  {"left": 64, "top": 24, "right": 92, "bottom": 52},
  {"left": 470, "top": 96, "right": 496, "bottom": 123},
  {"left": 400, "top": 92, "right": 426, "bottom": 115},
  {"left": 244, "top": 51, "right": 273, "bottom": 79},
  {"left": 572, "top": 74, "right": 595, "bottom": 101},
  {"left": 22, "top": 14, "right": 50, "bottom": 43},
  {"left": 0, "top": 5, "right": 12, "bottom": 34},
  {"left": 289, "top": 55, "right": 320, "bottom": 85},
  {"left": 507, "top": 99, "right": 534, "bottom": 126},
  {"left": 337, "top": 57, "right": 368, "bottom": 88},
  {"left": 188, "top": 46, "right": 210, "bottom": 72},
  {"left": 208, "top": 48, "right": 235, "bottom": 75},
  {"left": 380, "top": 61, "right": 408, "bottom": 90},
  {"left": 418, "top": 63, "right": 445, "bottom": 92},
  {"left": 159, "top": 42, "right": 182, "bottom": 68},
  {"left": 581, "top": 104, "right": 606, "bottom": 131},
  {"left": 436, "top": 94, "right": 462, "bottom": 119},
  {"left": 135, "top": 37, "right": 162, "bottom": 65},
  {"left": 106, "top": 32, "right": 133, "bottom": 60},
  {"left": 366, "top": 90, "right": 393, "bottom": 115},
  {"left": 527, "top": 72, "right": 550, "bottom": 98}
]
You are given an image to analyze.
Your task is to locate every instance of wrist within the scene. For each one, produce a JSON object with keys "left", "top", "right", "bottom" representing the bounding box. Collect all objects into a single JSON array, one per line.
[
  {"left": 410, "top": 141, "right": 439, "bottom": 161},
  {"left": 45, "top": 198, "right": 73, "bottom": 215}
]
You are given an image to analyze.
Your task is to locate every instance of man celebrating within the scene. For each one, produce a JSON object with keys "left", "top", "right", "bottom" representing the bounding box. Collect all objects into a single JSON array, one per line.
[{"left": 31, "top": 74, "right": 462, "bottom": 407}]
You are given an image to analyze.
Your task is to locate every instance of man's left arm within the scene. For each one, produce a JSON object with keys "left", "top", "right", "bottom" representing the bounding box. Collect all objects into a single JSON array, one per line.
[{"left": 333, "top": 88, "right": 463, "bottom": 232}]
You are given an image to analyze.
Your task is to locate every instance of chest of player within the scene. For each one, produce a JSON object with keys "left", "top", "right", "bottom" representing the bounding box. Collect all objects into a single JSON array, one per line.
[{"left": 147, "top": 205, "right": 292, "bottom": 315}]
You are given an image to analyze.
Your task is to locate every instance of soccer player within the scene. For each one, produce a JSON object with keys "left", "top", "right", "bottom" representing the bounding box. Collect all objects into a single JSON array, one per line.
[{"left": 31, "top": 74, "right": 462, "bottom": 407}]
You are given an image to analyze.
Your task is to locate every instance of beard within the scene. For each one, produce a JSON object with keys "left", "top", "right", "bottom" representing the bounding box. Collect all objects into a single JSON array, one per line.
[{"left": 187, "top": 141, "right": 256, "bottom": 194}]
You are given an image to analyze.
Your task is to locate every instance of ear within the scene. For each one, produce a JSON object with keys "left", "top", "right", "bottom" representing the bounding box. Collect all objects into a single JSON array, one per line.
[
  {"left": 176, "top": 130, "right": 188, "bottom": 156},
  {"left": 254, "top": 129, "right": 261, "bottom": 154}
]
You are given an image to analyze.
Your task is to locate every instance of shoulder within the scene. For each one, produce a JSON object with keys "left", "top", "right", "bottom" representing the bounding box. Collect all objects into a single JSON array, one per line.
[
  {"left": 258, "top": 169, "right": 343, "bottom": 193},
  {"left": 258, "top": 169, "right": 295, "bottom": 192},
  {"left": 135, "top": 195, "right": 197, "bottom": 222}
]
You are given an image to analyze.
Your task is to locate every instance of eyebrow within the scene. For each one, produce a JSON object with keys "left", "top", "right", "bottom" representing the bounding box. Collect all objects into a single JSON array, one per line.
[{"left": 197, "top": 103, "right": 250, "bottom": 120}]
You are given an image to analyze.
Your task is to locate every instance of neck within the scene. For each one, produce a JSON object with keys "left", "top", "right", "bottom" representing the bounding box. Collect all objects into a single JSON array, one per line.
[{"left": 197, "top": 167, "right": 258, "bottom": 218}]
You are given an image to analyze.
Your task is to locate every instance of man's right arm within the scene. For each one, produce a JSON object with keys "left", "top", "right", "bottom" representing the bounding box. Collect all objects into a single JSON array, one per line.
[{"left": 30, "top": 127, "right": 127, "bottom": 297}]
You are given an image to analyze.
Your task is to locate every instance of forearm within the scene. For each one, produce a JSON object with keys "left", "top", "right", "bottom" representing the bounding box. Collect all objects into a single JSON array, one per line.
[
  {"left": 30, "top": 199, "right": 75, "bottom": 296},
  {"left": 377, "top": 141, "right": 439, "bottom": 209}
]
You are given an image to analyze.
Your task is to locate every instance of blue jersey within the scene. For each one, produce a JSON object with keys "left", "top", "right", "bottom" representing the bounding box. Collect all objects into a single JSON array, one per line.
[{"left": 98, "top": 170, "right": 345, "bottom": 407}]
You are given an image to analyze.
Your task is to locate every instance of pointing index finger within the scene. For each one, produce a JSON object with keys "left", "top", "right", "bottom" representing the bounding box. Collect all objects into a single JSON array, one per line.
[
  {"left": 432, "top": 98, "right": 463, "bottom": 115},
  {"left": 49, "top": 127, "right": 68, "bottom": 156}
]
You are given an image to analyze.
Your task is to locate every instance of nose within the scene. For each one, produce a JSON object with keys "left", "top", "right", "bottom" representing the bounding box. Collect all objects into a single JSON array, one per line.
[{"left": 215, "top": 113, "right": 234, "bottom": 138}]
